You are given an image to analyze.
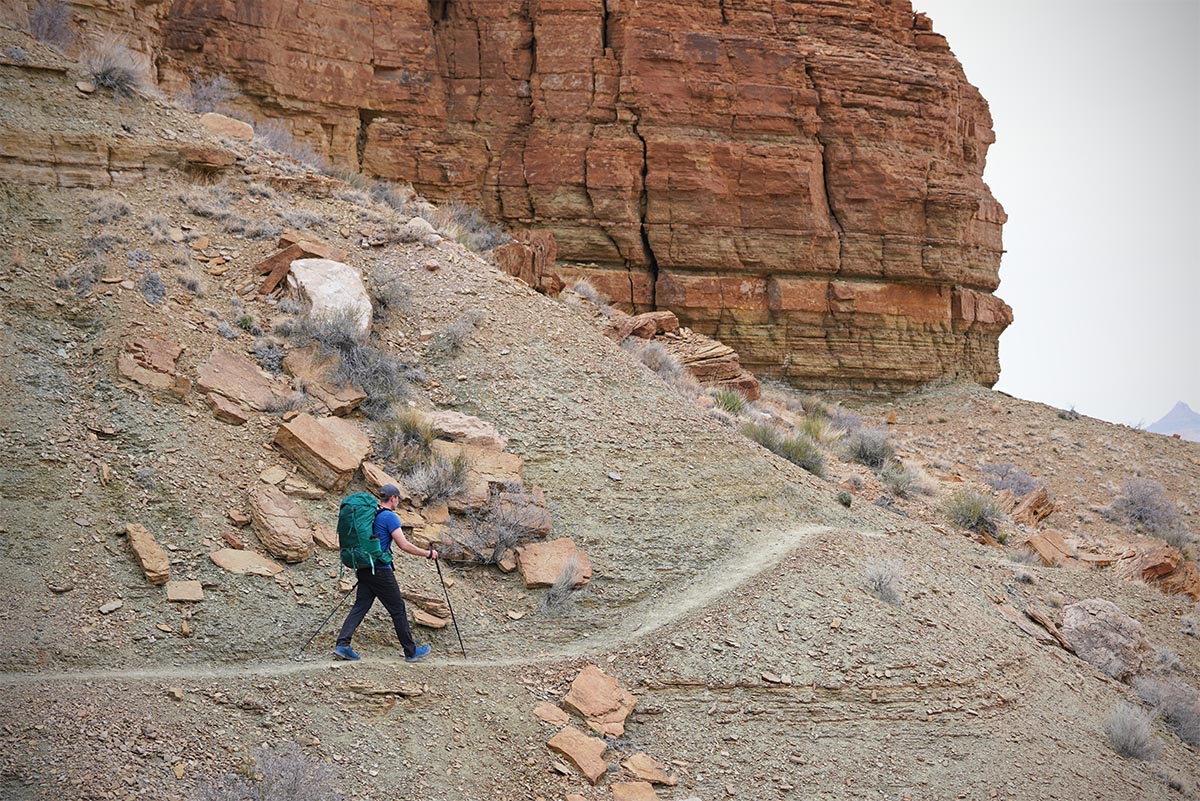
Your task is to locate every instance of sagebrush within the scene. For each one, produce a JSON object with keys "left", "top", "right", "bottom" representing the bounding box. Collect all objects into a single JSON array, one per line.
[{"left": 1103, "top": 702, "right": 1160, "bottom": 761}]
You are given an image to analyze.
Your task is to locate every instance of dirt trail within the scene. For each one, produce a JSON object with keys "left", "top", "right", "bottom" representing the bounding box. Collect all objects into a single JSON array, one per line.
[{"left": 0, "top": 524, "right": 845, "bottom": 685}]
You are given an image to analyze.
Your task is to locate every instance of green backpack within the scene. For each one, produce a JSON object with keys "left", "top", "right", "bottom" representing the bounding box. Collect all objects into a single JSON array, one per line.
[{"left": 337, "top": 492, "right": 393, "bottom": 571}]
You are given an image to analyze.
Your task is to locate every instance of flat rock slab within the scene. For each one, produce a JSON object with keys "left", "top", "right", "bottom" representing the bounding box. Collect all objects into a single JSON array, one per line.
[
  {"left": 196, "top": 349, "right": 282, "bottom": 411},
  {"left": 425, "top": 410, "right": 508, "bottom": 450},
  {"left": 622, "top": 753, "right": 677, "bottom": 786},
  {"left": 533, "top": 702, "right": 570, "bottom": 728},
  {"left": 562, "top": 664, "right": 637, "bottom": 738},
  {"left": 118, "top": 337, "right": 191, "bottom": 398},
  {"left": 285, "top": 258, "right": 372, "bottom": 337},
  {"left": 432, "top": 439, "right": 523, "bottom": 510},
  {"left": 518, "top": 538, "right": 592, "bottom": 590},
  {"left": 281, "top": 344, "right": 366, "bottom": 416},
  {"left": 200, "top": 112, "right": 254, "bottom": 141},
  {"left": 124, "top": 523, "right": 170, "bottom": 585},
  {"left": 250, "top": 485, "right": 315, "bottom": 562},
  {"left": 612, "top": 782, "right": 659, "bottom": 801},
  {"left": 209, "top": 548, "right": 284, "bottom": 577},
  {"left": 546, "top": 725, "right": 607, "bottom": 785},
  {"left": 413, "top": 609, "right": 448, "bottom": 629},
  {"left": 273, "top": 412, "right": 360, "bottom": 491},
  {"left": 318, "top": 415, "right": 370, "bottom": 465},
  {"left": 207, "top": 391, "right": 248, "bottom": 425},
  {"left": 362, "top": 462, "right": 410, "bottom": 501},
  {"left": 166, "top": 580, "right": 204, "bottom": 602}
]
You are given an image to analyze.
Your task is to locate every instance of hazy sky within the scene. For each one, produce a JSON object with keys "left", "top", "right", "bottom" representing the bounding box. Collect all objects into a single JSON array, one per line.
[{"left": 915, "top": 1, "right": 1199, "bottom": 427}]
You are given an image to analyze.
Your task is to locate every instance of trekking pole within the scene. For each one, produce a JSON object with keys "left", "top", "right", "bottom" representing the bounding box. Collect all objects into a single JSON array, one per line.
[
  {"left": 296, "top": 581, "right": 357, "bottom": 658},
  {"left": 435, "top": 558, "right": 467, "bottom": 658}
]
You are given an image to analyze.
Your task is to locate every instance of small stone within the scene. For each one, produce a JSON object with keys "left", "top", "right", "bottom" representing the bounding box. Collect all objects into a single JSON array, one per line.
[
  {"left": 173, "top": 763, "right": 186, "bottom": 780},
  {"left": 166, "top": 580, "right": 204, "bottom": 603},
  {"left": 227, "top": 509, "right": 251, "bottom": 527},
  {"left": 99, "top": 600, "right": 123, "bottom": 615},
  {"left": 259, "top": 465, "right": 288, "bottom": 484},
  {"left": 167, "top": 687, "right": 184, "bottom": 701},
  {"left": 156, "top": 623, "right": 174, "bottom": 633},
  {"left": 533, "top": 701, "right": 571, "bottom": 727},
  {"left": 507, "top": 609, "right": 526, "bottom": 620},
  {"left": 76, "top": 81, "right": 95, "bottom": 94},
  {"left": 607, "top": 471, "right": 623, "bottom": 481}
]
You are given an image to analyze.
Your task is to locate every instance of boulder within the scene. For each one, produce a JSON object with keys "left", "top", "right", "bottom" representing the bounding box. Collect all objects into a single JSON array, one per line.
[
  {"left": 612, "top": 783, "right": 659, "bottom": 801},
  {"left": 361, "top": 462, "right": 412, "bottom": 501},
  {"left": 1020, "top": 530, "right": 1075, "bottom": 567},
  {"left": 432, "top": 439, "right": 523, "bottom": 510},
  {"left": 209, "top": 548, "right": 284, "bottom": 576},
  {"left": 278, "top": 231, "right": 350, "bottom": 262},
  {"left": 562, "top": 664, "right": 637, "bottom": 737},
  {"left": 1119, "top": 543, "right": 1200, "bottom": 600},
  {"left": 123, "top": 523, "right": 170, "bottom": 585},
  {"left": 281, "top": 344, "right": 366, "bottom": 416},
  {"left": 318, "top": 416, "right": 371, "bottom": 466},
  {"left": 546, "top": 725, "right": 607, "bottom": 785},
  {"left": 285, "top": 258, "right": 372, "bottom": 337},
  {"left": 492, "top": 229, "right": 561, "bottom": 295},
  {"left": 494, "top": 485, "right": 553, "bottom": 538},
  {"left": 165, "top": 580, "right": 204, "bottom": 602},
  {"left": 312, "top": 523, "right": 338, "bottom": 550},
  {"left": 622, "top": 753, "right": 677, "bottom": 786},
  {"left": 117, "top": 337, "right": 191, "bottom": 399},
  {"left": 273, "top": 413, "right": 360, "bottom": 490},
  {"left": 518, "top": 538, "right": 592, "bottom": 590},
  {"left": 1013, "top": 487, "right": 1056, "bottom": 528},
  {"left": 195, "top": 349, "right": 283, "bottom": 411},
  {"left": 199, "top": 112, "right": 254, "bottom": 141},
  {"left": 249, "top": 485, "right": 315, "bottom": 562},
  {"left": 1061, "top": 598, "right": 1152, "bottom": 680},
  {"left": 207, "top": 392, "right": 248, "bottom": 425},
  {"left": 425, "top": 410, "right": 508, "bottom": 450},
  {"left": 607, "top": 310, "right": 680, "bottom": 341}
]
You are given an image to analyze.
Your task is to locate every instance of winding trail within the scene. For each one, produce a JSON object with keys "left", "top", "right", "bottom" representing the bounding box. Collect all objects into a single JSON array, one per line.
[{"left": 0, "top": 524, "right": 859, "bottom": 686}]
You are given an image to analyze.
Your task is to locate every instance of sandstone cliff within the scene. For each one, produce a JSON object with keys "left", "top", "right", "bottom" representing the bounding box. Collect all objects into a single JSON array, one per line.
[{"left": 88, "top": 0, "right": 1011, "bottom": 390}]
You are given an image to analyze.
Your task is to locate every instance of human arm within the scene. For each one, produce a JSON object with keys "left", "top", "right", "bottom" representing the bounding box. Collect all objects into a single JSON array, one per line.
[{"left": 389, "top": 525, "right": 439, "bottom": 560}]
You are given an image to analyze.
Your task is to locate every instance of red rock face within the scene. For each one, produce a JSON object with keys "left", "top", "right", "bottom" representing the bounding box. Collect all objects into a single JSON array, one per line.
[{"left": 154, "top": 0, "right": 1011, "bottom": 390}]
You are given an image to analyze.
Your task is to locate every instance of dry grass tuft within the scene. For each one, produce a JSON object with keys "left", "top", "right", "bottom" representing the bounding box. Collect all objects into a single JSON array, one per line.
[{"left": 1104, "top": 702, "right": 1160, "bottom": 761}]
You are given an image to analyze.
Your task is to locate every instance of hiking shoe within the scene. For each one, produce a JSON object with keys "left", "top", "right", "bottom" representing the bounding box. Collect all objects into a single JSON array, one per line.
[
  {"left": 334, "top": 644, "right": 361, "bottom": 661},
  {"left": 405, "top": 644, "right": 431, "bottom": 663}
]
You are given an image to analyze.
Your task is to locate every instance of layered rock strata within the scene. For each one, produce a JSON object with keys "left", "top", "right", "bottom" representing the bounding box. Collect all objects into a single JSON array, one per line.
[{"left": 121, "top": 1, "right": 1008, "bottom": 389}]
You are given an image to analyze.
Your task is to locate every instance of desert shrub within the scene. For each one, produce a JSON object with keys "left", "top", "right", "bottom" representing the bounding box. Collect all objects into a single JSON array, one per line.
[
  {"left": 416, "top": 200, "right": 507, "bottom": 251},
  {"left": 335, "top": 188, "right": 371, "bottom": 206},
  {"left": 6, "top": 45, "right": 29, "bottom": 63},
  {"left": 180, "top": 186, "right": 236, "bottom": 220},
  {"left": 369, "top": 181, "right": 413, "bottom": 213},
  {"left": 85, "top": 37, "right": 146, "bottom": 98},
  {"left": 370, "top": 273, "right": 410, "bottom": 322},
  {"left": 863, "top": 559, "right": 903, "bottom": 605},
  {"left": 945, "top": 489, "right": 1003, "bottom": 538},
  {"left": 430, "top": 309, "right": 484, "bottom": 358},
  {"left": 276, "top": 299, "right": 303, "bottom": 315},
  {"left": 442, "top": 485, "right": 548, "bottom": 565},
  {"left": 247, "top": 183, "right": 277, "bottom": 200},
  {"left": 216, "top": 321, "right": 238, "bottom": 339},
  {"left": 844, "top": 427, "right": 895, "bottom": 470},
  {"left": 28, "top": 1, "right": 73, "bottom": 49},
  {"left": 264, "top": 391, "right": 307, "bottom": 415},
  {"left": 1108, "top": 478, "right": 1181, "bottom": 534},
  {"left": 1152, "top": 646, "right": 1182, "bottom": 673},
  {"left": 830, "top": 407, "right": 863, "bottom": 432},
  {"left": 1133, "top": 677, "right": 1200, "bottom": 747},
  {"left": 178, "top": 273, "right": 202, "bottom": 294},
  {"left": 799, "top": 414, "right": 842, "bottom": 444},
  {"left": 375, "top": 409, "right": 435, "bottom": 475},
  {"left": 542, "top": 556, "right": 582, "bottom": 614},
  {"left": 980, "top": 462, "right": 1041, "bottom": 496},
  {"left": 880, "top": 460, "right": 932, "bottom": 499},
  {"left": 252, "top": 338, "right": 284, "bottom": 374},
  {"left": 800, "top": 395, "right": 830, "bottom": 419},
  {"left": 85, "top": 193, "right": 130, "bottom": 224},
  {"left": 183, "top": 72, "right": 238, "bottom": 113},
  {"left": 144, "top": 214, "right": 172, "bottom": 244},
  {"left": 55, "top": 260, "right": 102, "bottom": 295},
  {"left": 134, "top": 466, "right": 156, "bottom": 489},
  {"left": 741, "top": 423, "right": 824, "bottom": 476},
  {"left": 139, "top": 270, "right": 166, "bottom": 305},
  {"left": 836, "top": 490, "right": 852, "bottom": 508},
  {"left": 712, "top": 389, "right": 747, "bottom": 415},
  {"left": 404, "top": 453, "right": 469, "bottom": 504},
  {"left": 1058, "top": 406, "right": 1081, "bottom": 421},
  {"left": 197, "top": 742, "right": 339, "bottom": 801},
  {"left": 254, "top": 120, "right": 327, "bottom": 169},
  {"left": 775, "top": 433, "right": 825, "bottom": 477},
  {"left": 569, "top": 279, "right": 606, "bottom": 306},
  {"left": 80, "top": 231, "right": 127, "bottom": 258},
  {"left": 278, "top": 207, "right": 328, "bottom": 231},
  {"left": 634, "top": 341, "right": 684, "bottom": 382},
  {"left": 283, "top": 309, "right": 422, "bottom": 420},
  {"left": 235, "top": 314, "right": 258, "bottom": 332},
  {"left": 1104, "top": 702, "right": 1160, "bottom": 761}
]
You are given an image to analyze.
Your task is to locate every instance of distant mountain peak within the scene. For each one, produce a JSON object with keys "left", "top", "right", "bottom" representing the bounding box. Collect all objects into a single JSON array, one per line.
[{"left": 1148, "top": 401, "right": 1200, "bottom": 442}]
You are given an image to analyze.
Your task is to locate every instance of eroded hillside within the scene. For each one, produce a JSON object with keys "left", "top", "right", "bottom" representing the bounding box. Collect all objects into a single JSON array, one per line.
[{"left": 1, "top": 23, "right": 1198, "bottom": 801}]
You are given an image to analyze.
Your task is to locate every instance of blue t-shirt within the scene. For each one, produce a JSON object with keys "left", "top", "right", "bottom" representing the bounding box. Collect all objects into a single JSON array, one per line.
[{"left": 373, "top": 509, "right": 401, "bottom": 569}]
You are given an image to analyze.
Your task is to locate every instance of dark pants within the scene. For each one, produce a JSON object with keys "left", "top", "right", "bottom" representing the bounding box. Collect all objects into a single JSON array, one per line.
[{"left": 336, "top": 568, "right": 417, "bottom": 658}]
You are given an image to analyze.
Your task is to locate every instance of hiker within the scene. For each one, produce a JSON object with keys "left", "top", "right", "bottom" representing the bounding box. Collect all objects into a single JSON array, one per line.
[{"left": 334, "top": 483, "right": 438, "bottom": 662}]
